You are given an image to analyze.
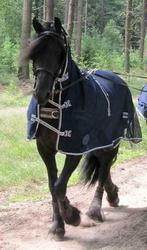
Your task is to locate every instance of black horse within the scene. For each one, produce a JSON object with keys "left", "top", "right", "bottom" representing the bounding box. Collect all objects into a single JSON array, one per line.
[{"left": 26, "top": 17, "right": 141, "bottom": 239}]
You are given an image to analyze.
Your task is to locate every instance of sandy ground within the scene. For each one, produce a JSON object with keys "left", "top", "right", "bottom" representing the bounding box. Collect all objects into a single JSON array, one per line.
[{"left": 0, "top": 156, "right": 147, "bottom": 250}]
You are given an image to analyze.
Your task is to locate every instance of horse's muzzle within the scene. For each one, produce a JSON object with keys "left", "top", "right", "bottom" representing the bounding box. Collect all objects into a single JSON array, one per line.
[{"left": 33, "top": 91, "right": 49, "bottom": 106}]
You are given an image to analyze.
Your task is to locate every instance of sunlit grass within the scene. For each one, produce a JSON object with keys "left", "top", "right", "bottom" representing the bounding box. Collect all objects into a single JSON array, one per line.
[
  {"left": 0, "top": 83, "right": 30, "bottom": 107},
  {"left": 0, "top": 108, "right": 80, "bottom": 193}
]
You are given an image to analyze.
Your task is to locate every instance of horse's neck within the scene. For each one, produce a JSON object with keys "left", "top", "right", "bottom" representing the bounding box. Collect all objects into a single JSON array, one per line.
[
  {"left": 47, "top": 55, "right": 81, "bottom": 105},
  {"left": 67, "top": 54, "right": 81, "bottom": 82}
]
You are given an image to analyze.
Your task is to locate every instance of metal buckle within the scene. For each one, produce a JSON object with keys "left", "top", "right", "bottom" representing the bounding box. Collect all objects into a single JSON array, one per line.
[
  {"left": 51, "top": 110, "right": 59, "bottom": 119},
  {"left": 40, "top": 107, "right": 59, "bottom": 119}
]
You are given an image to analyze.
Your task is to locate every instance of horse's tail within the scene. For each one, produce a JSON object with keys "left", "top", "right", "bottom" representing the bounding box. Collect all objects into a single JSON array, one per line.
[
  {"left": 81, "top": 148, "right": 119, "bottom": 186},
  {"left": 81, "top": 152, "right": 101, "bottom": 186}
]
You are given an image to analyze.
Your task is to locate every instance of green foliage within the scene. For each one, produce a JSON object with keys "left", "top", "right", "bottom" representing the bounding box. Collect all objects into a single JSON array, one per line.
[
  {"left": 0, "top": 0, "right": 145, "bottom": 82},
  {"left": 79, "top": 21, "right": 124, "bottom": 70},
  {"left": 80, "top": 33, "right": 102, "bottom": 68},
  {"left": 86, "top": 0, "right": 126, "bottom": 34},
  {"left": 0, "top": 0, "right": 22, "bottom": 79},
  {"left": 102, "top": 20, "right": 123, "bottom": 53},
  {"left": 0, "top": 36, "right": 19, "bottom": 75},
  {"left": 92, "top": 51, "right": 125, "bottom": 71},
  {"left": 130, "top": 50, "right": 141, "bottom": 68},
  {"left": 0, "top": 0, "right": 22, "bottom": 44},
  {"left": 78, "top": 18, "right": 145, "bottom": 73}
]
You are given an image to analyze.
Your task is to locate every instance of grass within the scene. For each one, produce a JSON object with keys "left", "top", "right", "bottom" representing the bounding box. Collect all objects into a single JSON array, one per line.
[
  {"left": 0, "top": 82, "right": 147, "bottom": 204},
  {"left": 0, "top": 82, "right": 30, "bottom": 107},
  {"left": 0, "top": 99, "right": 80, "bottom": 203}
]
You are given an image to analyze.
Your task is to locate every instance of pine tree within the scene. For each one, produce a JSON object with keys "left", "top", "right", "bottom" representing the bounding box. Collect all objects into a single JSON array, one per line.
[
  {"left": 18, "top": 0, "right": 32, "bottom": 81},
  {"left": 124, "top": 0, "right": 132, "bottom": 73}
]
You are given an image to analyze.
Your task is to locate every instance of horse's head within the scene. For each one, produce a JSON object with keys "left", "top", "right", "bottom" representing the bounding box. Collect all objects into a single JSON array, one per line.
[{"left": 28, "top": 17, "right": 66, "bottom": 105}]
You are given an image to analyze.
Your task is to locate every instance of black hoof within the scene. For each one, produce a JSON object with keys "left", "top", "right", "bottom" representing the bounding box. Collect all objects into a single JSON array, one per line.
[
  {"left": 106, "top": 185, "right": 119, "bottom": 207},
  {"left": 63, "top": 206, "right": 81, "bottom": 226},
  {"left": 107, "top": 196, "right": 120, "bottom": 207},
  {"left": 49, "top": 221, "right": 65, "bottom": 240},
  {"left": 59, "top": 198, "right": 81, "bottom": 227}
]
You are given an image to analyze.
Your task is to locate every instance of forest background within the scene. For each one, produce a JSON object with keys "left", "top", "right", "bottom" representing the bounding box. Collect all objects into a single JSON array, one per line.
[{"left": 0, "top": 0, "right": 147, "bottom": 84}]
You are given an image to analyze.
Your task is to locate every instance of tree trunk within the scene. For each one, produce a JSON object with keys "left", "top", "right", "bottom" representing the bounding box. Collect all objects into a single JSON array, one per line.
[
  {"left": 140, "top": 0, "right": 147, "bottom": 63},
  {"left": 43, "top": 0, "right": 46, "bottom": 20},
  {"left": 124, "top": 0, "right": 132, "bottom": 73},
  {"left": 84, "top": 0, "right": 88, "bottom": 34},
  {"left": 67, "top": 0, "right": 76, "bottom": 44},
  {"left": 64, "top": 0, "right": 70, "bottom": 29},
  {"left": 46, "top": 0, "right": 54, "bottom": 21},
  {"left": 76, "top": 0, "right": 83, "bottom": 58},
  {"left": 43, "top": 0, "right": 54, "bottom": 21},
  {"left": 100, "top": 0, "right": 105, "bottom": 33},
  {"left": 18, "top": 0, "right": 32, "bottom": 81}
]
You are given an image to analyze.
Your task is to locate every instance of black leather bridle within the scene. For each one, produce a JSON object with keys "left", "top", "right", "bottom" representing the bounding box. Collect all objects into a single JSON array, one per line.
[{"left": 33, "top": 29, "right": 68, "bottom": 93}]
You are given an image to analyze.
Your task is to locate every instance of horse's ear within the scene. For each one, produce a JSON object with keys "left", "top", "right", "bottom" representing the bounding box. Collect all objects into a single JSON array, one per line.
[
  {"left": 33, "top": 17, "right": 44, "bottom": 34},
  {"left": 54, "top": 17, "right": 62, "bottom": 34}
]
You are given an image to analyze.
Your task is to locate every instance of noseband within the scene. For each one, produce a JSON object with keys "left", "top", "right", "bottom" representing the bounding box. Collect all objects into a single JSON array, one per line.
[
  {"left": 35, "top": 67, "right": 54, "bottom": 78},
  {"left": 33, "top": 67, "right": 55, "bottom": 91}
]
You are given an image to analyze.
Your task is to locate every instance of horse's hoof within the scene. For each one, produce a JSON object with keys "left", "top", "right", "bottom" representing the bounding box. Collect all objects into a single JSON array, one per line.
[
  {"left": 80, "top": 213, "right": 97, "bottom": 227},
  {"left": 48, "top": 222, "right": 65, "bottom": 240},
  {"left": 86, "top": 208, "right": 105, "bottom": 222},
  {"left": 64, "top": 206, "right": 81, "bottom": 226},
  {"left": 59, "top": 198, "right": 81, "bottom": 227},
  {"left": 48, "top": 228, "right": 65, "bottom": 241},
  {"left": 106, "top": 185, "right": 119, "bottom": 207},
  {"left": 107, "top": 197, "right": 120, "bottom": 207},
  {"left": 49, "top": 233, "right": 65, "bottom": 241}
]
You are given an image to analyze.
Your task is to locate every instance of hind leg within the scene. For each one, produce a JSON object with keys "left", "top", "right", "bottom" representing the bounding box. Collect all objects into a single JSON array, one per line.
[
  {"left": 104, "top": 173, "right": 119, "bottom": 207},
  {"left": 86, "top": 147, "right": 119, "bottom": 222},
  {"left": 86, "top": 183, "right": 105, "bottom": 222}
]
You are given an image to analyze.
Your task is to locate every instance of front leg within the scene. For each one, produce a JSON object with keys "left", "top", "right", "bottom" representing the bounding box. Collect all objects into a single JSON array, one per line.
[
  {"left": 54, "top": 155, "right": 82, "bottom": 226},
  {"left": 58, "top": 196, "right": 81, "bottom": 226},
  {"left": 36, "top": 140, "right": 65, "bottom": 238}
]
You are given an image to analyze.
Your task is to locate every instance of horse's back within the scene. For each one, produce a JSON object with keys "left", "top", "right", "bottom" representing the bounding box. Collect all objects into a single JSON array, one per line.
[
  {"left": 89, "top": 69, "right": 128, "bottom": 99},
  {"left": 87, "top": 69, "right": 133, "bottom": 118},
  {"left": 90, "top": 69, "right": 126, "bottom": 86}
]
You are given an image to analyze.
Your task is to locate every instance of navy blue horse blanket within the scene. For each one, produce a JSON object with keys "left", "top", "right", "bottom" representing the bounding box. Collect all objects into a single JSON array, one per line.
[{"left": 27, "top": 70, "right": 142, "bottom": 155}]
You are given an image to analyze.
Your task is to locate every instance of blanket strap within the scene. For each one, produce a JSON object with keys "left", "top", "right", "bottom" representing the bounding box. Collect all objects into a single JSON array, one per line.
[{"left": 31, "top": 115, "right": 72, "bottom": 137}]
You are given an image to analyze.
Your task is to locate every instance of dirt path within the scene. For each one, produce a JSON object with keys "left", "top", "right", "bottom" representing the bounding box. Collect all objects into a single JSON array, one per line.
[{"left": 0, "top": 156, "right": 147, "bottom": 250}]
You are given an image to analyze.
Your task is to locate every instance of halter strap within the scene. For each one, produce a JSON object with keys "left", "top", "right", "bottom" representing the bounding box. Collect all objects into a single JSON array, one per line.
[{"left": 35, "top": 67, "right": 54, "bottom": 78}]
